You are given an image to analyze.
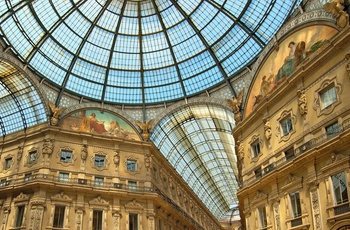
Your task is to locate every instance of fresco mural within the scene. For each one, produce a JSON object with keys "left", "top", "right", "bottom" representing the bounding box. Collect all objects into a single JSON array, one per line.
[
  {"left": 60, "top": 109, "right": 141, "bottom": 141},
  {"left": 245, "top": 25, "right": 338, "bottom": 117}
]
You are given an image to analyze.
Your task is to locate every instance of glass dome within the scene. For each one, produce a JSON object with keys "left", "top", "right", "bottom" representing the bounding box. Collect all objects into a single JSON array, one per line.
[{"left": 0, "top": 0, "right": 300, "bottom": 105}]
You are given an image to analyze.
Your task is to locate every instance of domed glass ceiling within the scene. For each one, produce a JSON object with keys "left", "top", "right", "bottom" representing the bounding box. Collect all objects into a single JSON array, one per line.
[{"left": 0, "top": 0, "right": 300, "bottom": 105}]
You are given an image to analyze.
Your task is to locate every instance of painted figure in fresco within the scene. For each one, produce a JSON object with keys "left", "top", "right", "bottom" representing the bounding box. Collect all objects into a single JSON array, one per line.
[
  {"left": 275, "top": 41, "right": 306, "bottom": 84},
  {"left": 80, "top": 113, "right": 107, "bottom": 134}
]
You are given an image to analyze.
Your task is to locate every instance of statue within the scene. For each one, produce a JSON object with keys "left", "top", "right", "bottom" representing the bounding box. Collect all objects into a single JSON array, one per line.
[
  {"left": 48, "top": 100, "right": 66, "bottom": 126},
  {"left": 113, "top": 150, "right": 120, "bottom": 170},
  {"left": 18, "top": 146, "right": 23, "bottom": 161},
  {"left": 297, "top": 90, "right": 308, "bottom": 116},
  {"left": 42, "top": 138, "right": 54, "bottom": 156},
  {"left": 324, "top": 0, "right": 349, "bottom": 28},
  {"left": 226, "top": 89, "right": 244, "bottom": 123},
  {"left": 263, "top": 118, "right": 272, "bottom": 140},
  {"left": 135, "top": 119, "right": 154, "bottom": 141},
  {"left": 81, "top": 144, "right": 88, "bottom": 161}
]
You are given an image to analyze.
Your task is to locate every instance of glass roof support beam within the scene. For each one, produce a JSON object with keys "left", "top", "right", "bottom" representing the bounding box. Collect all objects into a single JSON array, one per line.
[
  {"left": 0, "top": 80, "right": 27, "bottom": 134},
  {"left": 56, "top": 0, "right": 113, "bottom": 106},
  {"left": 206, "top": 0, "right": 266, "bottom": 48},
  {"left": 151, "top": 0, "right": 187, "bottom": 99},
  {"left": 102, "top": 1, "right": 128, "bottom": 103},
  {"left": 25, "top": 0, "right": 88, "bottom": 64},
  {"left": 0, "top": 0, "right": 33, "bottom": 24},
  {"left": 169, "top": 0, "right": 237, "bottom": 97},
  {"left": 137, "top": 2, "right": 147, "bottom": 121}
]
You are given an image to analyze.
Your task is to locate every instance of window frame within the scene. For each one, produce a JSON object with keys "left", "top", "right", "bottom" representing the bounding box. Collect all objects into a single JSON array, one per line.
[
  {"left": 92, "top": 210, "right": 103, "bottom": 230},
  {"left": 289, "top": 191, "right": 302, "bottom": 218},
  {"left": 58, "top": 172, "right": 69, "bottom": 183},
  {"left": 15, "top": 205, "right": 25, "bottom": 228},
  {"left": 129, "top": 213, "right": 138, "bottom": 230},
  {"left": 94, "top": 177, "right": 104, "bottom": 187},
  {"left": 258, "top": 206, "right": 267, "bottom": 229},
  {"left": 280, "top": 116, "right": 293, "bottom": 136},
  {"left": 4, "top": 157, "right": 12, "bottom": 169},
  {"left": 325, "top": 122, "right": 340, "bottom": 139},
  {"left": 60, "top": 150, "right": 72, "bottom": 163},
  {"left": 53, "top": 205, "right": 65, "bottom": 228},
  {"left": 127, "top": 159, "right": 137, "bottom": 171},
  {"left": 320, "top": 83, "right": 337, "bottom": 110},
  {"left": 331, "top": 172, "right": 349, "bottom": 205},
  {"left": 94, "top": 155, "right": 105, "bottom": 167}
]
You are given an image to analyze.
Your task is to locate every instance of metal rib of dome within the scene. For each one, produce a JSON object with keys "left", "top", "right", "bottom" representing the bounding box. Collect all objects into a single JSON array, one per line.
[
  {"left": 0, "top": 0, "right": 300, "bottom": 105},
  {"left": 151, "top": 104, "right": 238, "bottom": 219}
]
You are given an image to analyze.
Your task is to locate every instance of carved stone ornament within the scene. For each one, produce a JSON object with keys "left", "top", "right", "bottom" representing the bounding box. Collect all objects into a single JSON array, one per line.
[
  {"left": 51, "top": 191, "right": 73, "bottom": 202},
  {"left": 113, "top": 149, "right": 120, "bottom": 170},
  {"left": 323, "top": 0, "right": 349, "bottom": 28},
  {"left": 14, "top": 192, "right": 30, "bottom": 203},
  {"left": 345, "top": 53, "right": 350, "bottom": 77},
  {"left": 226, "top": 88, "right": 244, "bottom": 123},
  {"left": 89, "top": 195, "right": 109, "bottom": 207},
  {"left": 135, "top": 119, "right": 154, "bottom": 141},
  {"left": 48, "top": 100, "right": 66, "bottom": 126},
  {"left": 263, "top": 118, "right": 272, "bottom": 140},
  {"left": 42, "top": 138, "right": 54, "bottom": 155},
  {"left": 17, "top": 146, "right": 24, "bottom": 161},
  {"left": 297, "top": 90, "right": 308, "bottom": 116},
  {"left": 81, "top": 144, "right": 88, "bottom": 160}
]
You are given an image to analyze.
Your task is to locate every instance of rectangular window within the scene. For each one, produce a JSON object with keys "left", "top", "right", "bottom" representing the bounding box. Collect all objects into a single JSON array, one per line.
[
  {"left": 320, "top": 85, "right": 336, "bottom": 109},
  {"left": 289, "top": 192, "right": 302, "bottom": 218},
  {"left": 128, "top": 181, "right": 137, "bottom": 191},
  {"left": 60, "top": 150, "right": 72, "bottom": 163},
  {"left": 93, "top": 210, "right": 103, "bottom": 230},
  {"left": 331, "top": 172, "right": 349, "bottom": 204},
  {"left": 58, "top": 172, "right": 69, "bottom": 182},
  {"left": 94, "top": 177, "right": 104, "bottom": 187},
  {"left": 326, "top": 122, "right": 340, "bottom": 139},
  {"left": 258, "top": 206, "right": 267, "bottom": 229},
  {"left": 251, "top": 141, "right": 260, "bottom": 158},
  {"left": 127, "top": 160, "right": 137, "bottom": 171},
  {"left": 29, "top": 151, "right": 37, "bottom": 163},
  {"left": 129, "top": 213, "right": 138, "bottom": 230},
  {"left": 5, "top": 157, "right": 12, "bottom": 169},
  {"left": 53, "top": 206, "right": 65, "bottom": 228},
  {"left": 15, "top": 205, "right": 25, "bottom": 227},
  {"left": 94, "top": 155, "right": 105, "bottom": 167},
  {"left": 281, "top": 116, "right": 293, "bottom": 136}
]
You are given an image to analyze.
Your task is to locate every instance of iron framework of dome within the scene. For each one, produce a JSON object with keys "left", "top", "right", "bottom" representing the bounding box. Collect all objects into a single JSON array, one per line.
[{"left": 0, "top": 0, "right": 300, "bottom": 105}]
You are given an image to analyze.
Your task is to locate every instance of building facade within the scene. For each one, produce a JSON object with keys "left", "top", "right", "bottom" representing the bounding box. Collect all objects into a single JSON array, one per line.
[{"left": 234, "top": 12, "right": 350, "bottom": 230}]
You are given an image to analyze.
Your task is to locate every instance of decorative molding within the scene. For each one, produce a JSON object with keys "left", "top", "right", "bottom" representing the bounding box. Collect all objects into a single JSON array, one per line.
[
  {"left": 124, "top": 155, "right": 141, "bottom": 175},
  {"left": 313, "top": 77, "right": 342, "bottom": 117},
  {"left": 91, "top": 151, "right": 110, "bottom": 171},
  {"left": 56, "top": 146, "right": 77, "bottom": 167},
  {"left": 281, "top": 174, "right": 303, "bottom": 192},
  {"left": 276, "top": 109, "right": 296, "bottom": 142},
  {"left": 13, "top": 192, "right": 30, "bottom": 203},
  {"left": 51, "top": 192, "right": 73, "bottom": 203},
  {"left": 89, "top": 196, "right": 109, "bottom": 207}
]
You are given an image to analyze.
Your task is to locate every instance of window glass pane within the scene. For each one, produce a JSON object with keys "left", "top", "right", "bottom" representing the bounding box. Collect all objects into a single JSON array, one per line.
[
  {"left": 129, "top": 213, "right": 138, "bottom": 230},
  {"left": 93, "top": 210, "right": 103, "bottom": 230},
  {"left": 60, "top": 150, "right": 72, "bottom": 163},
  {"left": 289, "top": 192, "right": 302, "bottom": 217},
  {"left": 53, "top": 206, "right": 65, "bottom": 228},
  {"left": 258, "top": 206, "right": 267, "bottom": 228},
  {"left": 59, "top": 173, "right": 69, "bottom": 182},
  {"left": 321, "top": 86, "right": 336, "bottom": 109},
  {"left": 15, "top": 205, "right": 25, "bottom": 227},
  {"left": 326, "top": 122, "right": 339, "bottom": 138},
  {"left": 127, "top": 160, "right": 137, "bottom": 171},
  {"left": 281, "top": 117, "right": 292, "bottom": 135},
  {"left": 332, "top": 172, "right": 349, "bottom": 204},
  {"left": 128, "top": 181, "right": 137, "bottom": 191},
  {"left": 94, "top": 156, "right": 105, "bottom": 167}
]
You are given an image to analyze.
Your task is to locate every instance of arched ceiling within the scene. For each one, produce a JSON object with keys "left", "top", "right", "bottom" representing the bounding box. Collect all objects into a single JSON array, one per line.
[
  {"left": 0, "top": 0, "right": 300, "bottom": 105},
  {"left": 151, "top": 104, "right": 237, "bottom": 219},
  {"left": 0, "top": 60, "right": 47, "bottom": 136}
]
